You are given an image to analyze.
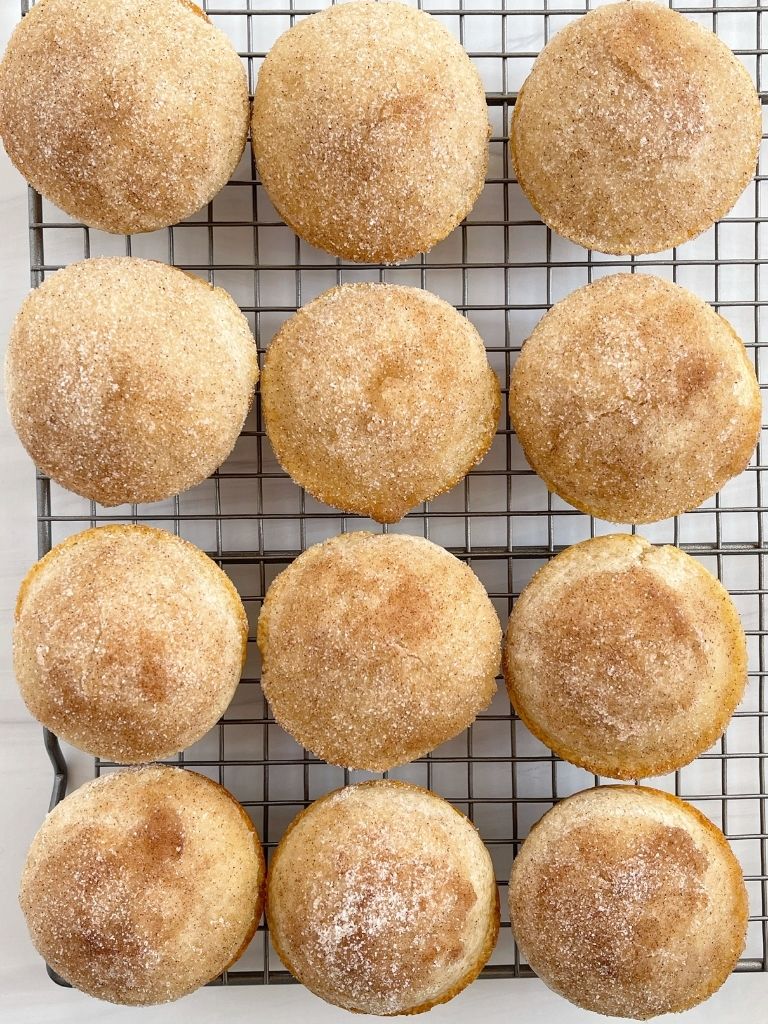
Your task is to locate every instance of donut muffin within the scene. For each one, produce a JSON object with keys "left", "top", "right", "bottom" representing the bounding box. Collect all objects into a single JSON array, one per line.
[
  {"left": 257, "top": 533, "right": 501, "bottom": 770},
  {"left": 0, "top": 0, "right": 249, "bottom": 234},
  {"left": 509, "top": 786, "right": 748, "bottom": 1018},
  {"left": 509, "top": 274, "right": 760, "bottom": 524},
  {"left": 511, "top": 1, "right": 761, "bottom": 254},
  {"left": 14, "top": 525, "right": 248, "bottom": 763},
  {"left": 268, "top": 781, "right": 499, "bottom": 1015},
  {"left": 5, "top": 258, "right": 258, "bottom": 506},
  {"left": 504, "top": 534, "right": 747, "bottom": 780},
  {"left": 252, "top": 1, "right": 490, "bottom": 263},
  {"left": 19, "top": 765, "right": 265, "bottom": 1005},
  {"left": 262, "top": 284, "right": 500, "bottom": 523}
]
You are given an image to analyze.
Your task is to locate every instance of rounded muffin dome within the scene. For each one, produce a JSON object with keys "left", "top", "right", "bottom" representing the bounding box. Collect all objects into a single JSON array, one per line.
[
  {"left": 504, "top": 534, "right": 747, "bottom": 780},
  {"left": 511, "top": 1, "right": 761, "bottom": 254},
  {"left": 258, "top": 532, "right": 501, "bottom": 771},
  {"left": 5, "top": 257, "right": 258, "bottom": 506},
  {"left": 509, "top": 273, "right": 760, "bottom": 524},
  {"left": 509, "top": 786, "right": 748, "bottom": 1018},
  {"left": 262, "top": 284, "right": 500, "bottom": 523},
  {"left": 252, "top": 0, "right": 490, "bottom": 263},
  {"left": 19, "top": 765, "right": 265, "bottom": 1005},
  {"left": 0, "top": 0, "right": 249, "bottom": 234},
  {"left": 268, "top": 780, "right": 499, "bottom": 1014},
  {"left": 14, "top": 525, "right": 248, "bottom": 763}
]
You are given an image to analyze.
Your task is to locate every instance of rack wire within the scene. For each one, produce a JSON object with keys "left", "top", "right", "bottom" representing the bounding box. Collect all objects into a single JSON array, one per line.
[{"left": 20, "top": 0, "right": 768, "bottom": 988}]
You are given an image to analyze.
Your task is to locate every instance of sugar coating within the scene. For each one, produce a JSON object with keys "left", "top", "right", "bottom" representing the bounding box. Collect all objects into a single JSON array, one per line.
[
  {"left": 262, "top": 284, "right": 501, "bottom": 523},
  {"left": 257, "top": 533, "right": 501, "bottom": 771},
  {"left": 0, "top": 0, "right": 249, "bottom": 234},
  {"left": 19, "top": 765, "right": 265, "bottom": 1006},
  {"left": 509, "top": 786, "right": 748, "bottom": 1018},
  {"left": 252, "top": 1, "right": 490, "bottom": 264},
  {"left": 268, "top": 781, "right": 498, "bottom": 1015},
  {"left": 14, "top": 525, "right": 248, "bottom": 763},
  {"left": 509, "top": 273, "right": 761, "bottom": 524},
  {"left": 511, "top": 1, "right": 761, "bottom": 255},
  {"left": 505, "top": 534, "right": 747, "bottom": 780},
  {"left": 5, "top": 257, "right": 259, "bottom": 506}
]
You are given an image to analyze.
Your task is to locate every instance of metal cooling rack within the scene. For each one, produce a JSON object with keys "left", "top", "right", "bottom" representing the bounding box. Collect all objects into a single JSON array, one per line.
[{"left": 20, "top": 0, "right": 768, "bottom": 988}]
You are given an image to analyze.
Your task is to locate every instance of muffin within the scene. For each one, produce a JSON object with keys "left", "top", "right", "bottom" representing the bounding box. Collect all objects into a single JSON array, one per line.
[
  {"left": 0, "top": 0, "right": 249, "bottom": 234},
  {"left": 5, "top": 257, "right": 258, "bottom": 506},
  {"left": 14, "top": 525, "right": 248, "bottom": 763},
  {"left": 509, "top": 786, "right": 748, "bottom": 1018},
  {"left": 504, "top": 534, "right": 747, "bottom": 780},
  {"left": 511, "top": 1, "right": 761, "bottom": 254},
  {"left": 252, "top": 0, "right": 490, "bottom": 263},
  {"left": 257, "top": 532, "right": 501, "bottom": 770},
  {"left": 267, "top": 780, "right": 499, "bottom": 1015},
  {"left": 262, "top": 284, "right": 500, "bottom": 523},
  {"left": 20, "top": 765, "right": 265, "bottom": 1005},
  {"left": 508, "top": 273, "right": 760, "bottom": 523}
]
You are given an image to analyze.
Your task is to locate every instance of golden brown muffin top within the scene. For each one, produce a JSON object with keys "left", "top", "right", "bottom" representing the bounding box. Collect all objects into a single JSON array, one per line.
[
  {"left": 510, "top": 786, "right": 748, "bottom": 1019},
  {"left": 268, "top": 780, "right": 498, "bottom": 1014},
  {"left": 20, "top": 766, "right": 265, "bottom": 1005},
  {"left": 511, "top": 1, "right": 761, "bottom": 254},
  {"left": 252, "top": 1, "right": 490, "bottom": 263},
  {"left": 258, "top": 533, "right": 501, "bottom": 771},
  {"left": 15, "top": 525, "right": 248, "bottom": 763},
  {"left": 0, "top": 0, "right": 249, "bottom": 234},
  {"left": 6, "top": 257, "right": 258, "bottom": 506},
  {"left": 262, "top": 284, "right": 500, "bottom": 523},
  {"left": 509, "top": 273, "right": 760, "bottom": 524},
  {"left": 504, "top": 534, "right": 747, "bottom": 779}
]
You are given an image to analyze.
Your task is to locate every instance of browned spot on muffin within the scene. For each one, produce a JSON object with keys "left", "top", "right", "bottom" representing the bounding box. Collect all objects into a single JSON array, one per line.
[
  {"left": 543, "top": 566, "right": 703, "bottom": 729},
  {"left": 176, "top": 0, "right": 210, "bottom": 22}
]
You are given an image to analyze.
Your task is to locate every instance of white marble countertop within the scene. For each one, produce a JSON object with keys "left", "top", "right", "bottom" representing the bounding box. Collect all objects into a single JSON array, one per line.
[{"left": 1, "top": 2, "right": 766, "bottom": 1021}]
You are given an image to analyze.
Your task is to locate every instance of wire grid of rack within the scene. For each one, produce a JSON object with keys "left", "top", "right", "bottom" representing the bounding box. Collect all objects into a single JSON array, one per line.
[{"left": 20, "top": 0, "right": 768, "bottom": 988}]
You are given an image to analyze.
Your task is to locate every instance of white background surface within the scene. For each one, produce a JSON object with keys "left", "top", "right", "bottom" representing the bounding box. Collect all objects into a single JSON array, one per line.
[{"left": 1, "top": 1, "right": 768, "bottom": 1021}]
